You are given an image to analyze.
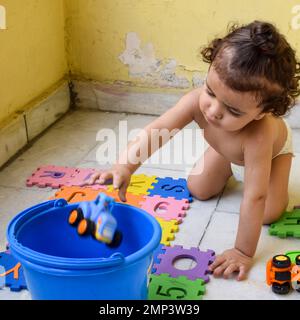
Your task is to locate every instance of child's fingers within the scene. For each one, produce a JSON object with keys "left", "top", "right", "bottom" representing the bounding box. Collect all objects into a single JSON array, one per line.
[
  {"left": 112, "top": 172, "right": 122, "bottom": 189},
  {"left": 223, "top": 264, "right": 238, "bottom": 278},
  {"left": 88, "top": 172, "right": 102, "bottom": 184},
  {"left": 213, "top": 262, "right": 229, "bottom": 277},
  {"left": 209, "top": 255, "right": 226, "bottom": 271},
  {"left": 237, "top": 266, "right": 247, "bottom": 281},
  {"left": 118, "top": 181, "right": 129, "bottom": 202},
  {"left": 98, "top": 172, "right": 113, "bottom": 184}
]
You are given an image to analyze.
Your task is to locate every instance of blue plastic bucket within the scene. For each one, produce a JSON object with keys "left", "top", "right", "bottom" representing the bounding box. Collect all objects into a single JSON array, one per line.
[{"left": 7, "top": 199, "right": 161, "bottom": 300}]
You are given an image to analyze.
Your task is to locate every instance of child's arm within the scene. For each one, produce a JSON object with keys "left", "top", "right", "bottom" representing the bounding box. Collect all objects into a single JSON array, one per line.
[
  {"left": 209, "top": 121, "right": 274, "bottom": 280},
  {"left": 89, "top": 89, "right": 202, "bottom": 200}
]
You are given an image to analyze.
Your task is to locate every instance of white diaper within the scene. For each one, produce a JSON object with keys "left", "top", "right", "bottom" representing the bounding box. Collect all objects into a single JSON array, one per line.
[
  {"left": 231, "top": 118, "right": 294, "bottom": 183},
  {"left": 231, "top": 163, "right": 245, "bottom": 183}
]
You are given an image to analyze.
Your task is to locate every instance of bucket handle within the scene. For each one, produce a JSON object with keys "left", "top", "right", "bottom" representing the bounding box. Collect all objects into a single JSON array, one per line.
[{"left": 98, "top": 252, "right": 125, "bottom": 268}]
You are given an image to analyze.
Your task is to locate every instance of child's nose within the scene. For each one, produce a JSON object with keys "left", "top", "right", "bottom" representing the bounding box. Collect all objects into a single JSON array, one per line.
[{"left": 208, "top": 103, "right": 223, "bottom": 120}]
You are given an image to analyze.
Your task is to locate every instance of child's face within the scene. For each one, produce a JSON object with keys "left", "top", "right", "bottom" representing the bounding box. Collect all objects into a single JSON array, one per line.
[{"left": 199, "top": 66, "right": 266, "bottom": 132}]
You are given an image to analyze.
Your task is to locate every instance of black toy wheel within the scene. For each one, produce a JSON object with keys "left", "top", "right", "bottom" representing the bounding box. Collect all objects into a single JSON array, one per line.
[
  {"left": 68, "top": 208, "right": 84, "bottom": 226},
  {"left": 272, "top": 255, "right": 291, "bottom": 268},
  {"left": 295, "top": 255, "right": 300, "bottom": 266},
  {"left": 77, "top": 219, "right": 96, "bottom": 236},
  {"left": 272, "top": 282, "right": 290, "bottom": 295},
  {"left": 107, "top": 230, "right": 123, "bottom": 248}
]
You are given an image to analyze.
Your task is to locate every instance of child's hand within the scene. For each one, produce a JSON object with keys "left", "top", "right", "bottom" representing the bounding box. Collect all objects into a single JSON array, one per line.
[
  {"left": 208, "top": 248, "right": 253, "bottom": 281},
  {"left": 87, "top": 165, "right": 132, "bottom": 202}
]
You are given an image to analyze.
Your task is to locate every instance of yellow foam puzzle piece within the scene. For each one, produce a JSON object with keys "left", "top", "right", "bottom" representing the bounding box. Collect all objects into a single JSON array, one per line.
[
  {"left": 156, "top": 217, "right": 179, "bottom": 246},
  {"left": 107, "top": 174, "right": 158, "bottom": 195}
]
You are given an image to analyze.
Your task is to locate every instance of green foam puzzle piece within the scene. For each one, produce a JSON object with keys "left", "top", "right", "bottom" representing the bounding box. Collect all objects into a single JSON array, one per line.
[
  {"left": 269, "top": 209, "right": 300, "bottom": 238},
  {"left": 285, "top": 251, "right": 300, "bottom": 263},
  {"left": 148, "top": 273, "right": 205, "bottom": 300}
]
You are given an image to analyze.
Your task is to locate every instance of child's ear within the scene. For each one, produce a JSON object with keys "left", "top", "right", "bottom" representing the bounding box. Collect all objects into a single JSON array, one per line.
[{"left": 254, "top": 112, "right": 266, "bottom": 121}]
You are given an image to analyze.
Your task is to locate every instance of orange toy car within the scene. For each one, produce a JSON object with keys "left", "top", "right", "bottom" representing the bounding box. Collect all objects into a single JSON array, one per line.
[{"left": 266, "top": 255, "right": 292, "bottom": 294}]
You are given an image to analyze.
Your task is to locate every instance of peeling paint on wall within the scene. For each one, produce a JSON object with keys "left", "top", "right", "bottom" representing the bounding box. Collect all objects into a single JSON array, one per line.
[
  {"left": 0, "top": 5, "right": 6, "bottom": 30},
  {"left": 119, "top": 32, "right": 191, "bottom": 88}
]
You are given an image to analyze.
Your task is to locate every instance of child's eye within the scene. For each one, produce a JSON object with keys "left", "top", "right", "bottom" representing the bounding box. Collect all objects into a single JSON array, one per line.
[
  {"left": 206, "top": 89, "right": 215, "bottom": 97},
  {"left": 227, "top": 107, "right": 242, "bottom": 117}
]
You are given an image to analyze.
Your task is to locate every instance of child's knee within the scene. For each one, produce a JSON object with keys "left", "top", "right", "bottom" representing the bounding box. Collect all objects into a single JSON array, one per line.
[
  {"left": 187, "top": 176, "right": 213, "bottom": 201},
  {"left": 263, "top": 198, "right": 289, "bottom": 225}
]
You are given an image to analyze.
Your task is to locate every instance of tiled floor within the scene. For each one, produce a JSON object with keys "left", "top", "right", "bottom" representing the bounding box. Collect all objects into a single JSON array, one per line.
[{"left": 0, "top": 109, "right": 299, "bottom": 300}]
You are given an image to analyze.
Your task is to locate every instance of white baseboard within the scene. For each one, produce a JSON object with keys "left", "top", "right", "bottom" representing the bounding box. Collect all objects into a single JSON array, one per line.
[
  {"left": 73, "top": 80, "right": 184, "bottom": 116},
  {"left": 25, "top": 82, "right": 70, "bottom": 141},
  {"left": 0, "top": 115, "right": 27, "bottom": 168},
  {"left": 0, "top": 81, "right": 70, "bottom": 168}
]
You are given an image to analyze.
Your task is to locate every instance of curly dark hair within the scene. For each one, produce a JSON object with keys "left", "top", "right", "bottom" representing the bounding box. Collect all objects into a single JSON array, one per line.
[{"left": 200, "top": 20, "right": 300, "bottom": 116}]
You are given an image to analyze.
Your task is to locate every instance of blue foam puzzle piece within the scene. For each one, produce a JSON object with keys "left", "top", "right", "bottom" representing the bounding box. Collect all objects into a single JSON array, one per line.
[
  {"left": 151, "top": 244, "right": 166, "bottom": 273},
  {"left": 148, "top": 177, "right": 193, "bottom": 202},
  {"left": 0, "top": 251, "right": 27, "bottom": 292}
]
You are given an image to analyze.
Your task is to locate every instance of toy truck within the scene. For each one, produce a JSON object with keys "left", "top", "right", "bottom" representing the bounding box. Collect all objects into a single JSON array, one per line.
[
  {"left": 68, "top": 193, "right": 122, "bottom": 248},
  {"left": 266, "top": 252, "right": 300, "bottom": 294},
  {"left": 266, "top": 254, "right": 292, "bottom": 294}
]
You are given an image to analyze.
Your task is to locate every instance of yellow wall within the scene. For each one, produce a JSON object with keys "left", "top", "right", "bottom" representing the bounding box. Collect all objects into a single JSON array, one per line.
[
  {"left": 0, "top": 0, "right": 68, "bottom": 124},
  {"left": 65, "top": 0, "right": 300, "bottom": 88},
  {"left": 1, "top": 0, "right": 300, "bottom": 124}
]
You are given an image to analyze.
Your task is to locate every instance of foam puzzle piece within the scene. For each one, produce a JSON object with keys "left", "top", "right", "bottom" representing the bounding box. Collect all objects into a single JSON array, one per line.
[
  {"left": 153, "top": 245, "right": 215, "bottom": 283},
  {"left": 148, "top": 177, "right": 193, "bottom": 202},
  {"left": 269, "top": 209, "right": 300, "bottom": 238},
  {"left": 26, "top": 165, "right": 77, "bottom": 189},
  {"left": 148, "top": 273, "right": 205, "bottom": 300},
  {"left": 65, "top": 168, "right": 98, "bottom": 187},
  {"left": 151, "top": 244, "right": 166, "bottom": 273},
  {"left": 156, "top": 218, "right": 179, "bottom": 246},
  {"left": 139, "top": 195, "right": 189, "bottom": 223},
  {"left": 52, "top": 186, "right": 103, "bottom": 203},
  {"left": 0, "top": 266, "right": 4, "bottom": 289},
  {"left": 87, "top": 176, "right": 114, "bottom": 191},
  {"left": 0, "top": 252, "right": 27, "bottom": 292},
  {"left": 99, "top": 190, "right": 146, "bottom": 208},
  {"left": 108, "top": 174, "right": 158, "bottom": 196}
]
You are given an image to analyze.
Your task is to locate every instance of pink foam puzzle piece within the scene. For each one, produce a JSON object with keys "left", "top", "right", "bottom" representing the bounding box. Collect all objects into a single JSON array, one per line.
[
  {"left": 26, "top": 165, "right": 77, "bottom": 189},
  {"left": 65, "top": 168, "right": 100, "bottom": 187},
  {"left": 139, "top": 195, "right": 190, "bottom": 223}
]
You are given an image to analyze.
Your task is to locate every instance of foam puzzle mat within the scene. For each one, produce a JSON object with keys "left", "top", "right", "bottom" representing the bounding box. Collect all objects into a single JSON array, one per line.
[
  {"left": 1, "top": 165, "right": 215, "bottom": 300},
  {"left": 269, "top": 207, "right": 300, "bottom": 238}
]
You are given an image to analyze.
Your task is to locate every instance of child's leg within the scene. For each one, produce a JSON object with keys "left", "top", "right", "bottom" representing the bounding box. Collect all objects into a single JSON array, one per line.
[
  {"left": 187, "top": 146, "right": 233, "bottom": 201},
  {"left": 263, "top": 153, "right": 293, "bottom": 224}
]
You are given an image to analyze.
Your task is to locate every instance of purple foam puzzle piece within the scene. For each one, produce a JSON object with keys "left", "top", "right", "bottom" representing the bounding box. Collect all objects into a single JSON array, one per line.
[{"left": 153, "top": 245, "right": 215, "bottom": 283}]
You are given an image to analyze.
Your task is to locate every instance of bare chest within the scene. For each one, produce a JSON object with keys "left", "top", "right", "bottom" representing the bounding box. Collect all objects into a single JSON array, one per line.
[
  {"left": 194, "top": 116, "right": 287, "bottom": 166},
  {"left": 203, "top": 125, "right": 245, "bottom": 164}
]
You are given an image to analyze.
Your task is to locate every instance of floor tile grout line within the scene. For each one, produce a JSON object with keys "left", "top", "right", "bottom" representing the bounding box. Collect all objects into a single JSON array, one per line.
[
  {"left": 196, "top": 188, "right": 226, "bottom": 251},
  {"left": 169, "top": 189, "right": 226, "bottom": 270},
  {"left": 215, "top": 209, "right": 240, "bottom": 214}
]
